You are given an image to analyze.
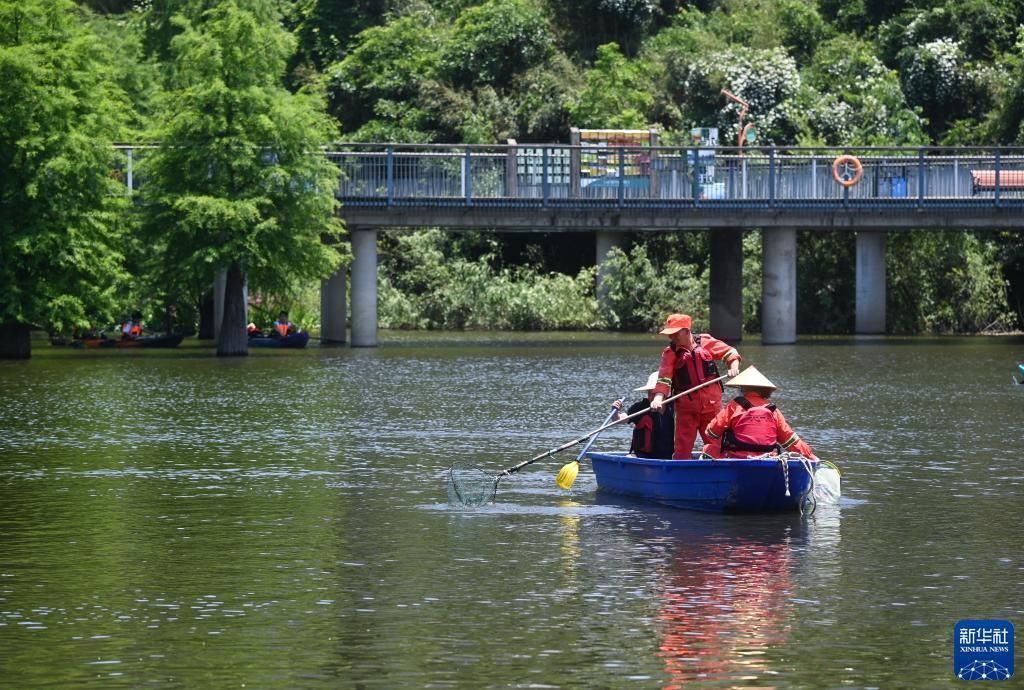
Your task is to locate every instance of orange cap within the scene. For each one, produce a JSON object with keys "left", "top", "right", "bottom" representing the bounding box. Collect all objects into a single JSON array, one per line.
[{"left": 659, "top": 313, "right": 692, "bottom": 335}]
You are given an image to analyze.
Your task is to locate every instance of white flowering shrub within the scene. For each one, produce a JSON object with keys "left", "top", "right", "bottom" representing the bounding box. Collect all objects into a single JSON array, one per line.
[
  {"left": 683, "top": 47, "right": 800, "bottom": 144},
  {"left": 802, "top": 36, "right": 926, "bottom": 144},
  {"left": 900, "top": 38, "right": 964, "bottom": 107},
  {"left": 899, "top": 37, "right": 991, "bottom": 136}
]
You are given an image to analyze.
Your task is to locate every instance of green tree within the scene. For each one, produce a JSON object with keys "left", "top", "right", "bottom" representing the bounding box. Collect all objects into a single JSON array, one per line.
[
  {"left": 888, "top": 231, "right": 1015, "bottom": 334},
  {"left": 571, "top": 42, "right": 654, "bottom": 129},
  {"left": 795, "top": 232, "right": 855, "bottom": 334},
  {"left": 0, "top": 0, "right": 129, "bottom": 358},
  {"left": 438, "top": 0, "right": 553, "bottom": 90},
  {"left": 986, "top": 28, "right": 1024, "bottom": 145},
  {"left": 598, "top": 234, "right": 709, "bottom": 331},
  {"left": 546, "top": 0, "right": 656, "bottom": 60},
  {"left": 287, "top": 0, "right": 391, "bottom": 71},
  {"left": 326, "top": 10, "right": 444, "bottom": 140},
  {"left": 510, "top": 54, "right": 583, "bottom": 141},
  {"left": 140, "top": 0, "right": 346, "bottom": 356}
]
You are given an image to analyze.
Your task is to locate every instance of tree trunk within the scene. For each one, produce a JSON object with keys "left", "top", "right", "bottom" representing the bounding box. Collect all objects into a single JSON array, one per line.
[
  {"left": 0, "top": 322, "right": 32, "bottom": 359},
  {"left": 198, "top": 289, "right": 215, "bottom": 339},
  {"left": 216, "top": 261, "right": 249, "bottom": 357}
]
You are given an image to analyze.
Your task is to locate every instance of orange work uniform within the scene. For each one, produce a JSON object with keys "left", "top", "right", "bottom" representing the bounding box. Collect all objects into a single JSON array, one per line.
[
  {"left": 703, "top": 392, "right": 815, "bottom": 459},
  {"left": 652, "top": 333, "right": 740, "bottom": 460}
]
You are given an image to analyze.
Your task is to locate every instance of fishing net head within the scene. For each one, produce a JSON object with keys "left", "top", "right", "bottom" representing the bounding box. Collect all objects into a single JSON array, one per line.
[{"left": 446, "top": 463, "right": 499, "bottom": 507}]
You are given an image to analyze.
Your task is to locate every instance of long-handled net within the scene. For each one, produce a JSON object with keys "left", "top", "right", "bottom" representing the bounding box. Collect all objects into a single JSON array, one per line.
[{"left": 447, "top": 463, "right": 501, "bottom": 507}]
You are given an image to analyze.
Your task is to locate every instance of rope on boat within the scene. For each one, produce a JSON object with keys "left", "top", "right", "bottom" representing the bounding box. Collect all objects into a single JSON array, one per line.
[
  {"left": 771, "top": 452, "right": 819, "bottom": 515},
  {"left": 797, "top": 455, "right": 818, "bottom": 516},
  {"left": 778, "top": 453, "right": 791, "bottom": 496},
  {"left": 723, "top": 451, "right": 824, "bottom": 515}
]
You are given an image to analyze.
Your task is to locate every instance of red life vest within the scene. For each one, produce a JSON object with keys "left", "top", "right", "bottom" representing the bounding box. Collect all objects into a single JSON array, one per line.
[
  {"left": 274, "top": 322, "right": 290, "bottom": 336},
  {"left": 722, "top": 396, "right": 780, "bottom": 455},
  {"left": 631, "top": 415, "right": 654, "bottom": 455},
  {"left": 671, "top": 334, "right": 722, "bottom": 393},
  {"left": 129, "top": 324, "right": 142, "bottom": 337}
]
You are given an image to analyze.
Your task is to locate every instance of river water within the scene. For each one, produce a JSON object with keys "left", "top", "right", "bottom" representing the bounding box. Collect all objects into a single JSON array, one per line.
[{"left": 1, "top": 333, "right": 1022, "bottom": 688}]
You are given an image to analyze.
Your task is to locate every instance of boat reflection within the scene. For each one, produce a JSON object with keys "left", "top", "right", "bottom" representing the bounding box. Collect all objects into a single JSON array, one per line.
[
  {"left": 659, "top": 532, "right": 793, "bottom": 687},
  {"left": 592, "top": 492, "right": 831, "bottom": 687}
]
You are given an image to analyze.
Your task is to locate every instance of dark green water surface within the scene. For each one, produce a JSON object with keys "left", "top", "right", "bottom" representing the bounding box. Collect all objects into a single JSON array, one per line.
[{"left": 1, "top": 333, "right": 1022, "bottom": 688}]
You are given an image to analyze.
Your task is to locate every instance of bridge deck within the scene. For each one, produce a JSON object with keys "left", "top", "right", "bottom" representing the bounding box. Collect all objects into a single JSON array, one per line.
[{"left": 115, "top": 144, "right": 1024, "bottom": 230}]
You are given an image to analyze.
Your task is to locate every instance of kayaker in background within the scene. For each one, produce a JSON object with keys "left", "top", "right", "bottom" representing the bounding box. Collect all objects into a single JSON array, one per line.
[
  {"left": 702, "top": 366, "right": 816, "bottom": 460},
  {"left": 611, "top": 371, "right": 675, "bottom": 459},
  {"left": 272, "top": 311, "right": 297, "bottom": 337},
  {"left": 649, "top": 313, "right": 742, "bottom": 460},
  {"left": 122, "top": 312, "right": 144, "bottom": 340}
]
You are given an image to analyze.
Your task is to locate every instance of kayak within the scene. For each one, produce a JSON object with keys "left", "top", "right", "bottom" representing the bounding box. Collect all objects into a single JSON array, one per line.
[
  {"left": 585, "top": 451, "right": 818, "bottom": 513},
  {"left": 74, "top": 334, "right": 185, "bottom": 349},
  {"left": 248, "top": 331, "right": 310, "bottom": 348}
]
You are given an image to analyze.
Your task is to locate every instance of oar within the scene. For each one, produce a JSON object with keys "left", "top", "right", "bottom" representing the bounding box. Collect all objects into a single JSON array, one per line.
[
  {"left": 556, "top": 396, "right": 624, "bottom": 490},
  {"left": 499, "top": 373, "right": 730, "bottom": 480}
]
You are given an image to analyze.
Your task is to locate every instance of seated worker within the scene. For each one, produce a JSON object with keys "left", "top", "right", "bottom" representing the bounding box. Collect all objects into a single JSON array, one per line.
[
  {"left": 272, "top": 311, "right": 297, "bottom": 337},
  {"left": 246, "top": 322, "right": 264, "bottom": 337},
  {"left": 122, "top": 312, "right": 144, "bottom": 340},
  {"left": 703, "top": 366, "right": 816, "bottom": 459},
  {"left": 612, "top": 372, "right": 675, "bottom": 459}
]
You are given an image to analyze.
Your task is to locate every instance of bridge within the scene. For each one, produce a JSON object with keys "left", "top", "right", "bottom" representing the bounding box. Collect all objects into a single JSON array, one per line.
[{"left": 119, "top": 144, "right": 1024, "bottom": 346}]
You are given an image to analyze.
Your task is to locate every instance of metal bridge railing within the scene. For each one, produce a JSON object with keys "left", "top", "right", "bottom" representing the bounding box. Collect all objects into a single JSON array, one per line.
[{"left": 114, "top": 144, "right": 1024, "bottom": 209}]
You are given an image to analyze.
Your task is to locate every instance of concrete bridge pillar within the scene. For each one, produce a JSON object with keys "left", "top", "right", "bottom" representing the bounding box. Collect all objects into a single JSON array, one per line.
[
  {"left": 761, "top": 228, "right": 796, "bottom": 344},
  {"left": 350, "top": 229, "right": 378, "bottom": 347},
  {"left": 855, "top": 230, "right": 886, "bottom": 334},
  {"left": 710, "top": 228, "right": 743, "bottom": 342},
  {"left": 320, "top": 265, "right": 347, "bottom": 344},
  {"left": 595, "top": 230, "right": 627, "bottom": 306}
]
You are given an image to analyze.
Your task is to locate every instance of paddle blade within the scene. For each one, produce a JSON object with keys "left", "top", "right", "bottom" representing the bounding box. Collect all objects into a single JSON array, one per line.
[{"left": 556, "top": 460, "right": 579, "bottom": 490}]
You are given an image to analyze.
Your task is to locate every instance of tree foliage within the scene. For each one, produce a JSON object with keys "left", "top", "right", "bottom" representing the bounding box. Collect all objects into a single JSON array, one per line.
[
  {"left": 438, "top": 0, "right": 553, "bottom": 90},
  {"left": 139, "top": 0, "right": 345, "bottom": 355},
  {"left": 0, "top": 0, "right": 128, "bottom": 357},
  {"left": 571, "top": 43, "right": 654, "bottom": 129},
  {"left": 5, "top": 0, "right": 1022, "bottom": 341}
]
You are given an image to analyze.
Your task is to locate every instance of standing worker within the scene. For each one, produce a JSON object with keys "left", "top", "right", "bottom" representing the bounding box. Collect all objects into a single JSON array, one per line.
[{"left": 649, "top": 313, "right": 742, "bottom": 459}]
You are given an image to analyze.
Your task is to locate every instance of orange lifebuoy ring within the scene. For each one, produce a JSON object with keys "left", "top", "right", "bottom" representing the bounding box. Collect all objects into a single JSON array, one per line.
[{"left": 832, "top": 155, "right": 863, "bottom": 188}]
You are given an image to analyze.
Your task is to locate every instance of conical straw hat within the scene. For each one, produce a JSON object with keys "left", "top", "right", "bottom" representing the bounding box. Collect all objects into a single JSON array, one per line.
[
  {"left": 635, "top": 371, "right": 659, "bottom": 391},
  {"left": 725, "top": 365, "right": 776, "bottom": 390}
]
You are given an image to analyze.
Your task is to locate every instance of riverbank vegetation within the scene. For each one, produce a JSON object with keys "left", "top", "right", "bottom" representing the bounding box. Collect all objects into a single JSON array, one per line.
[
  {"left": 369, "top": 227, "right": 1016, "bottom": 335},
  {"left": 3, "top": 0, "right": 1024, "bottom": 358}
]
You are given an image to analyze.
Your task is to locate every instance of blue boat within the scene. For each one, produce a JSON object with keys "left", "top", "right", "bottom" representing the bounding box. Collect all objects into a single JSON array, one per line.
[
  {"left": 585, "top": 451, "right": 817, "bottom": 513},
  {"left": 248, "top": 331, "right": 310, "bottom": 348}
]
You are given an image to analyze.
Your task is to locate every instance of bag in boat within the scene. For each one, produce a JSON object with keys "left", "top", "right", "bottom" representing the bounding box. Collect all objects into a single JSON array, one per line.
[{"left": 812, "top": 460, "right": 841, "bottom": 505}]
